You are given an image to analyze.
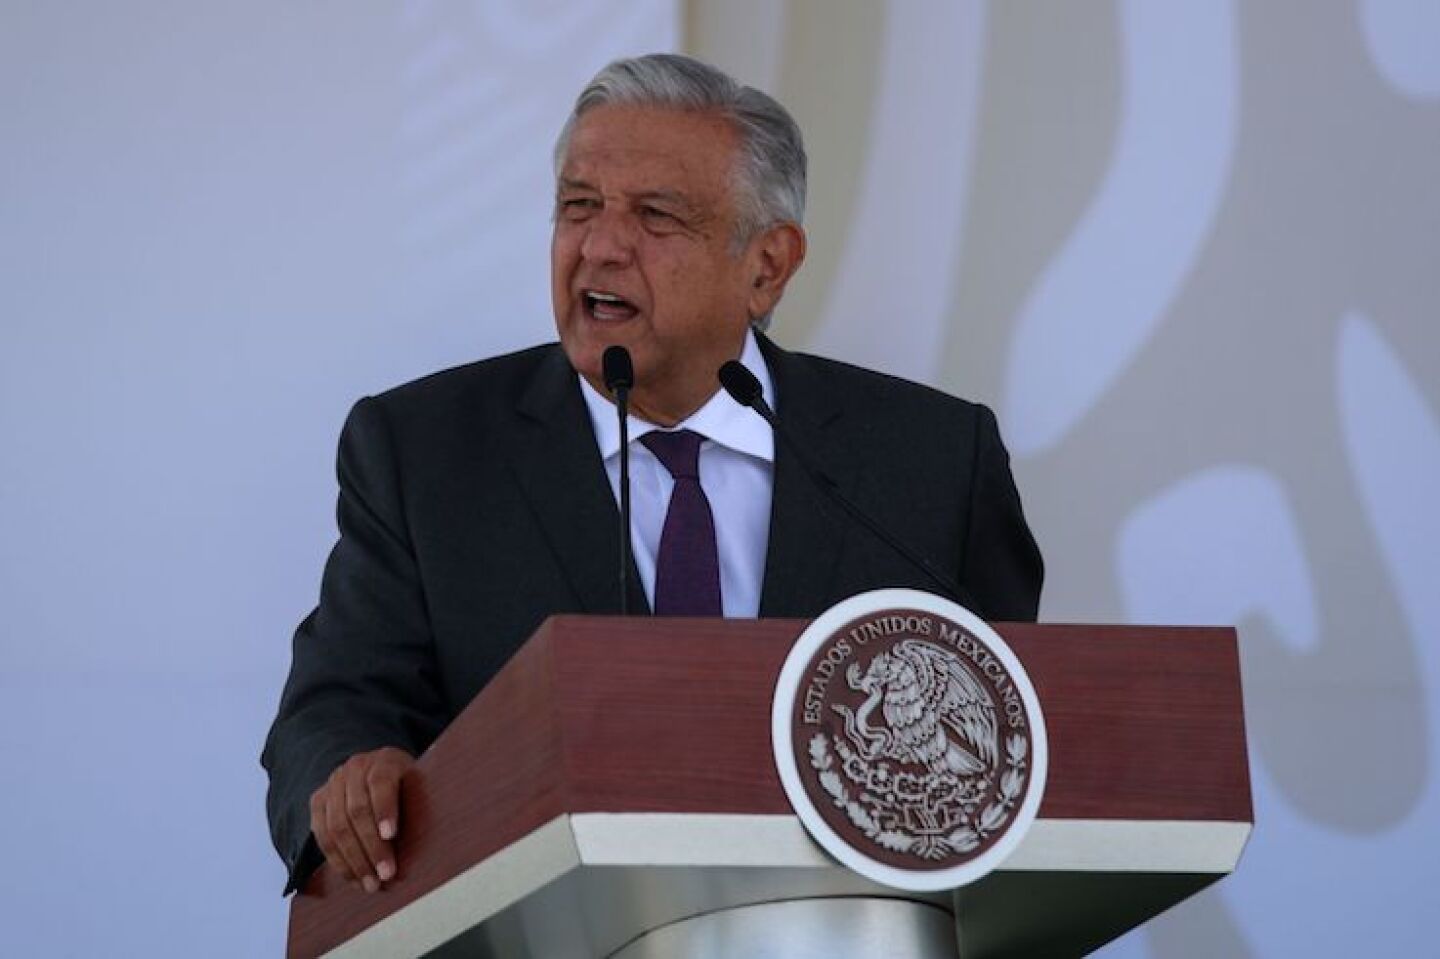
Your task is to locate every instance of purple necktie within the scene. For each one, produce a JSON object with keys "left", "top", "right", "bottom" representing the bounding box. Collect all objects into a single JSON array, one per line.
[{"left": 641, "top": 429, "right": 722, "bottom": 616}]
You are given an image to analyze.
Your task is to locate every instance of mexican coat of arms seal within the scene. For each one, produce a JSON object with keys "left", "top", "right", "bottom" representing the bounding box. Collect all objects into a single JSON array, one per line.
[{"left": 772, "top": 589, "right": 1048, "bottom": 891}]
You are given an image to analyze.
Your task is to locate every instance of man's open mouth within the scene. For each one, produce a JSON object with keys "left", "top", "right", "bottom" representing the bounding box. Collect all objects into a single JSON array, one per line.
[{"left": 584, "top": 289, "right": 640, "bottom": 322}]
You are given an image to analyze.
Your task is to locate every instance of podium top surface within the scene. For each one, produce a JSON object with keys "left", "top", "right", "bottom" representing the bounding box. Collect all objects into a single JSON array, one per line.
[{"left": 290, "top": 616, "right": 1251, "bottom": 958}]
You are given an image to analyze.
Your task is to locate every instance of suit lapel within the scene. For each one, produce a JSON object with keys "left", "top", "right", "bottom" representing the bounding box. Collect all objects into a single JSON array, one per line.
[
  {"left": 509, "top": 347, "right": 650, "bottom": 616},
  {"left": 757, "top": 335, "right": 852, "bottom": 618}
]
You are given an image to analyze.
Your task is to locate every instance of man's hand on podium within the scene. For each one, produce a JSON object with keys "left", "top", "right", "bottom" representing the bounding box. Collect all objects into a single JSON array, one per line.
[{"left": 309, "top": 747, "right": 415, "bottom": 893}]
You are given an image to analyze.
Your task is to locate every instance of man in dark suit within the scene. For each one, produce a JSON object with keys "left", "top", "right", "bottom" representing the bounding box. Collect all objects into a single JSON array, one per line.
[{"left": 263, "top": 53, "right": 1041, "bottom": 896}]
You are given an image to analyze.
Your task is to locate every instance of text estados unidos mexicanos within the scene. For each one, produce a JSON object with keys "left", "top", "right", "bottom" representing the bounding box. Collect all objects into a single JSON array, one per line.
[{"left": 800, "top": 614, "right": 1028, "bottom": 731}]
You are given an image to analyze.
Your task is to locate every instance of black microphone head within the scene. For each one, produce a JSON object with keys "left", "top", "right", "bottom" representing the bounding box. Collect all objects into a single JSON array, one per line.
[
  {"left": 718, "top": 360, "right": 763, "bottom": 408},
  {"left": 602, "top": 345, "right": 634, "bottom": 393}
]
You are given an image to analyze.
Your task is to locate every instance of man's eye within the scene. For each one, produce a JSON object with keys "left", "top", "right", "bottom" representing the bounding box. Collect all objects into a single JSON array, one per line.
[
  {"left": 641, "top": 207, "right": 678, "bottom": 226},
  {"left": 559, "top": 199, "right": 597, "bottom": 219}
]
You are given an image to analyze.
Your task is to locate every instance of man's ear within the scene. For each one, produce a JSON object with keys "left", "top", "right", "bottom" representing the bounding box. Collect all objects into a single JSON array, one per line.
[{"left": 746, "top": 222, "right": 807, "bottom": 320}]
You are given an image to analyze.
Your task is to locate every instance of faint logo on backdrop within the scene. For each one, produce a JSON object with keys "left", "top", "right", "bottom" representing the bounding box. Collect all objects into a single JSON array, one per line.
[
  {"left": 767, "top": 0, "right": 1438, "bottom": 953},
  {"left": 954, "top": 2, "right": 1440, "bottom": 955},
  {"left": 773, "top": 590, "right": 1046, "bottom": 890}
]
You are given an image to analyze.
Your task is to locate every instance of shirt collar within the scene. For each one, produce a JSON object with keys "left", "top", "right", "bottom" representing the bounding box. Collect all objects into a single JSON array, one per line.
[{"left": 579, "top": 328, "right": 777, "bottom": 463}]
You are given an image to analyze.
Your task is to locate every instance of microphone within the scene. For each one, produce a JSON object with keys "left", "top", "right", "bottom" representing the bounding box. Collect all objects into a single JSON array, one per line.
[
  {"left": 603, "top": 345, "right": 634, "bottom": 393},
  {"left": 603, "top": 346, "right": 635, "bottom": 615},
  {"left": 718, "top": 360, "right": 982, "bottom": 614}
]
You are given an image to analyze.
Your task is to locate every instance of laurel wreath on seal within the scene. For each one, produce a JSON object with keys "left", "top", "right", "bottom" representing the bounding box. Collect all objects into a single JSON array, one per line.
[{"left": 808, "top": 731, "right": 1029, "bottom": 859}]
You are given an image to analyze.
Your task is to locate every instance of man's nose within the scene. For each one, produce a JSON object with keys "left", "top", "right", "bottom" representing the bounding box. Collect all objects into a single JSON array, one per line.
[{"left": 579, "top": 210, "right": 636, "bottom": 267}]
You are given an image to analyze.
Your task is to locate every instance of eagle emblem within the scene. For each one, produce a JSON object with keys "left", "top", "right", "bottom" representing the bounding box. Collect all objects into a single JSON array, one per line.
[
  {"left": 835, "top": 639, "right": 1000, "bottom": 779},
  {"left": 774, "top": 592, "right": 1046, "bottom": 889}
]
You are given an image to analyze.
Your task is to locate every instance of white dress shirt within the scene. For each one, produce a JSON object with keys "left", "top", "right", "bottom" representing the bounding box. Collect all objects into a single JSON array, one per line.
[{"left": 579, "top": 330, "right": 776, "bottom": 617}]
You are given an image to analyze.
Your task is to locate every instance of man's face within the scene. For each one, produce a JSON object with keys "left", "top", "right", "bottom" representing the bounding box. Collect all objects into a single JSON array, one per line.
[{"left": 551, "top": 104, "right": 758, "bottom": 423}]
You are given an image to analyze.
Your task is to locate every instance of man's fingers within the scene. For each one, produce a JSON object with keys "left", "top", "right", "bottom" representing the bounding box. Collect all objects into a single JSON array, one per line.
[
  {"left": 344, "top": 767, "right": 392, "bottom": 885},
  {"left": 311, "top": 782, "right": 356, "bottom": 882},
  {"left": 368, "top": 748, "right": 403, "bottom": 840},
  {"left": 326, "top": 783, "right": 378, "bottom": 891},
  {"left": 308, "top": 748, "right": 415, "bottom": 892},
  {"left": 367, "top": 763, "right": 404, "bottom": 880}
]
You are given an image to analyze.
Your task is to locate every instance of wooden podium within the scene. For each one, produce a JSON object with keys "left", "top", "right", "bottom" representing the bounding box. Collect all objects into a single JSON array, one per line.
[{"left": 287, "top": 616, "right": 1251, "bottom": 958}]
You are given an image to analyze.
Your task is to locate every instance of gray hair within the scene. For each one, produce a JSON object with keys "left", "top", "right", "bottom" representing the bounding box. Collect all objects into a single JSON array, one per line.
[{"left": 553, "top": 53, "right": 808, "bottom": 248}]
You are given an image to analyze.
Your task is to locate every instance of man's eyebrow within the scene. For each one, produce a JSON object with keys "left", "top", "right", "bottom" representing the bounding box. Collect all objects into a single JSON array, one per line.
[{"left": 556, "top": 177, "right": 596, "bottom": 193}]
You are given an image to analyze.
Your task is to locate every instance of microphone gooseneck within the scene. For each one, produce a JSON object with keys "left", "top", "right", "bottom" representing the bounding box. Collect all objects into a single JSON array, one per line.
[
  {"left": 718, "top": 360, "right": 982, "bottom": 614},
  {"left": 603, "top": 346, "right": 636, "bottom": 615}
]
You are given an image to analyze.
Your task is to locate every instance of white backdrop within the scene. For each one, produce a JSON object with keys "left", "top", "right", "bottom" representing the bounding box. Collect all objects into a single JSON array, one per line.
[
  {"left": 1, "top": 2, "right": 676, "bottom": 954},
  {"left": 2, "top": 2, "right": 1436, "bottom": 956}
]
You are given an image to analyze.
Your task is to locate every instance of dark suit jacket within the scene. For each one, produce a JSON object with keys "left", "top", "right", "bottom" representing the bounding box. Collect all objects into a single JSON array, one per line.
[{"left": 261, "top": 335, "right": 1042, "bottom": 889}]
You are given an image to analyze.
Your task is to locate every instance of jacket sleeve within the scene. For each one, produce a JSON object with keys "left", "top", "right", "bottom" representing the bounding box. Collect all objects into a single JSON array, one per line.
[
  {"left": 261, "top": 397, "right": 449, "bottom": 893},
  {"left": 961, "top": 405, "right": 1044, "bottom": 622}
]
